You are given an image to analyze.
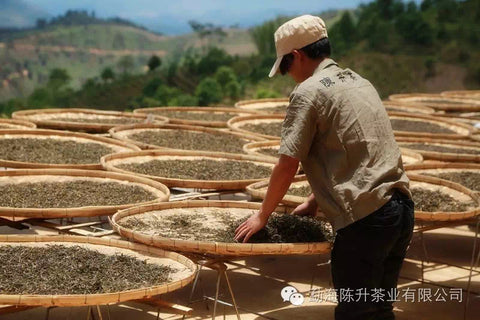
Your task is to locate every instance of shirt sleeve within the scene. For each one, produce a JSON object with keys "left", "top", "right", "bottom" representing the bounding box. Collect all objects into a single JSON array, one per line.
[{"left": 278, "top": 93, "right": 318, "bottom": 161}]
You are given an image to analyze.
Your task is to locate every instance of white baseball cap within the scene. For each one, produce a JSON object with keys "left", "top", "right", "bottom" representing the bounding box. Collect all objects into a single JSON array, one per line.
[{"left": 269, "top": 15, "right": 328, "bottom": 78}]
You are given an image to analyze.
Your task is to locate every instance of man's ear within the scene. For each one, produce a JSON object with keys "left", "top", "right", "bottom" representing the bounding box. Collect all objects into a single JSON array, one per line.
[{"left": 292, "top": 49, "right": 307, "bottom": 63}]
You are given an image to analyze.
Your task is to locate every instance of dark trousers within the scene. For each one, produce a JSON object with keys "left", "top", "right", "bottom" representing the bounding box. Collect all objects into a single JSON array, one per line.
[{"left": 331, "top": 190, "right": 414, "bottom": 320}]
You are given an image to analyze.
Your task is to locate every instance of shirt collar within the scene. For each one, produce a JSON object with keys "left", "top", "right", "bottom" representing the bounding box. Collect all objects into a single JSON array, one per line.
[{"left": 313, "top": 58, "right": 338, "bottom": 75}]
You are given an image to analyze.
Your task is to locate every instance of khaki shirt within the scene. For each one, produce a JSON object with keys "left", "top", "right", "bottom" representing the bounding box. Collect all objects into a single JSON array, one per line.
[{"left": 279, "top": 58, "right": 411, "bottom": 232}]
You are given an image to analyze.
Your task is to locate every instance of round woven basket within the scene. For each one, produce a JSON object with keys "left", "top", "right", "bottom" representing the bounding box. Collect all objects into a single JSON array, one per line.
[
  {"left": 227, "top": 114, "right": 285, "bottom": 140},
  {"left": 407, "top": 173, "right": 480, "bottom": 221},
  {"left": 0, "top": 169, "right": 170, "bottom": 218},
  {"left": 441, "top": 90, "right": 480, "bottom": 101},
  {"left": 388, "top": 93, "right": 480, "bottom": 112},
  {"left": 0, "top": 118, "right": 36, "bottom": 129},
  {"left": 243, "top": 140, "right": 280, "bottom": 161},
  {"left": 111, "top": 200, "right": 331, "bottom": 256},
  {"left": 405, "top": 162, "right": 480, "bottom": 195},
  {"left": 101, "top": 149, "right": 276, "bottom": 190},
  {"left": 383, "top": 100, "right": 435, "bottom": 114},
  {"left": 0, "top": 129, "right": 140, "bottom": 170},
  {"left": 433, "top": 113, "right": 480, "bottom": 129},
  {"left": 133, "top": 106, "right": 260, "bottom": 128},
  {"left": 246, "top": 175, "right": 311, "bottom": 207},
  {"left": 234, "top": 98, "right": 289, "bottom": 113},
  {"left": 0, "top": 235, "right": 196, "bottom": 307},
  {"left": 109, "top": 123, "right": 265, "bottom": 153},
  {"left": 396, "top": 137, "right": 480, "bottom": 163},
  {"left": 400, "top": 147, "right": 424, "bottom": 165},
  {"left": 388, "top": 112, "right": 473, "bottom": 139},
  {"left": 243, "top": 141, "right": 423, "bottom": 165},
  {"left": 470, "top": 134, "right": 480, "bottom": 143},
  {"left": 12, "top": 108, "right": 168, "bottom": 133}
]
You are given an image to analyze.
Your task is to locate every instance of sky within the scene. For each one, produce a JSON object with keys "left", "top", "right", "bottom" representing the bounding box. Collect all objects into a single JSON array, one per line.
[{"left": 22, "top": 0, "right": 373, "bottom": 34}]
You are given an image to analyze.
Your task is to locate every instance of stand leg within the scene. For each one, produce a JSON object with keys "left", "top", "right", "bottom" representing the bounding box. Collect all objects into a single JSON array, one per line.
[
  {"left": 419, "top": 228, "right": 430, "bottom": 283},
  {"left": 106, "top": 305, "right": 111, "bottom": 320},
  {"left": 45, "top": 307, "right": 53, "bottom": 320},
  {"left": 96, "top": 305, "right": 103, "bottom": 320},
  {"left": 182, "top": 265, "right": 203, "bottom": 320},
  {"left": 212, "top": 271, "right": 222, "bottom": 320},
  {"left": 464, "top": 216, "right": 480, "bottom": 320},
  {"left": 223, "top": 270, "right": 241, "bottom": 320}
]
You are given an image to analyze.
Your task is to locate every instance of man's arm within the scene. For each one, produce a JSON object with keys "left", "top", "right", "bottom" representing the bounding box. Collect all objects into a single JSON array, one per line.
[{"left": 234, "top": 154, "right": 299, "bottom": 243}]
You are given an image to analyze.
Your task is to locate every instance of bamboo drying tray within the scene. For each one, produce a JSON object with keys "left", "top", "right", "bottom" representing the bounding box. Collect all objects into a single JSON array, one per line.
[
  {"left": 227, "top": 114, "right": 285, "bottom": 140},
  {"left": 396, "top": 137, "right": 480, "bottom": 163},
  {"left": 243, "top": 139, "right": 423, "bottom": 165},
  {"left": 0, "top": 169, "right": 169, "bottom": 218},
  {"left": 388, "top": 111, "right": 473, "bottom": 139},
  {"left": 133, "top": 106, "right": 260, "bottom": 128},
  {"left": 12, "top": 108, "right": 168, "bottom": 133},
  {"left": 405, "top": 162, "right": 480, "bottom": 195},
  {"left": 109, "top": 123, "right": 265, "bottom": 151},
  {"left": 0, "top": 118, "right": 36, "bottom": 129},
  {"left": 0, "top": 129, "right": 140, "bottom": 170},
  {"left": 243, "top": 140, "right": 281, "bottom": 161},
  {"left": 408, "top": 173, "right": 480, "bottom": 221},
  {"left": 101, "top": 149, "right": 276, "bottom": 190},
  {"left": 111, "top": 200, "right": 331, "bottom": 256},
  {"left": 388, "top": 93, "right": 480, "bottom": 112},
  {"left": 247, "top": 175, "right": 311, "bottom": 207},
  {"left": 0, "top": 235, "right": 196, "bottom": 307},
  {"left": 441, "top": 90, "right": 480, "bottom": 101},
  {"left": 433, "top": 113, "right": 480, "bottom": 129},
  {"left": 234, "top": 98, "right": 289, "bottom": 113},
  {"left": 383, "top": 100, "right": 435, "bottom": 114},
  {"left": 471, "top": 134, "right": 480, "bottom": 143},
  {"left": 400, "top": 148, "right": 424, "bottom": 165}
]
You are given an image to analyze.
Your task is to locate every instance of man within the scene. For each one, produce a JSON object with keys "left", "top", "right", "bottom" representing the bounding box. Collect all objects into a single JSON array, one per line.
[{"left": 234, "top": 15, "right": 414, "bottom": 320}]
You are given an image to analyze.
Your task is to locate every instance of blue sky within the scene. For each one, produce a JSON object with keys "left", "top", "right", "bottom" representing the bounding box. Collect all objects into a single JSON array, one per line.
[{"left": 23, "top": 0, "right": 373, "bottom": 33}]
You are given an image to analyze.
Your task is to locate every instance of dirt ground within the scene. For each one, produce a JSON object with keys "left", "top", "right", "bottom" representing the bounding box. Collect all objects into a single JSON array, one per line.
[{"left": 0, "top": 219, "right": 479, "bottom": 320}]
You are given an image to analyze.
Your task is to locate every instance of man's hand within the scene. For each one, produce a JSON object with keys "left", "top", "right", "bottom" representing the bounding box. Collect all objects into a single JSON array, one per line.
[
  {"left": 234, "top": 212, "right": 268, "bottom": 243},
  {"left": 291, "top": 193, "right": 317, "bottom": 217},
  {"left": 234, "top": 154, "right": 299, "bottom": 243}
]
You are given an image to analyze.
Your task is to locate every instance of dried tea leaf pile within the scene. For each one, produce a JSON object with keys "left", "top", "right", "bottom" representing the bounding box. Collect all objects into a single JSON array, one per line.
[
  {"left": 0, "top": 138, "right": 115, "bottom": 164},
  {"left": 241, "top": 122, "right": 283, "bottom": 137},
  {"left": 119, "top": 209, "right": 332, "bottom": 243},
  {"left": 48, "top": 117, "right": 144, "bottom": 125},
  {"left": 390, "top": 119, "right": 456, "bottom": 134},
  {"left": 118, "top": 159, "right": 272, "bottom": 180},
  {"left": 424, "top": 171, "right": 480, "bottom": 192},
  {"left": 411, "top": 188, "right": 474, "bottom": 212},
  {"left": 400, "top": 143, "right": 479, "bottom": 155},
  {"left": 0, "top": 245, "right": 172, "bottom": 295},
  {"left": 0, "top": 180, "right": 157, "bottom": 208},
  {"left": 148, "top": 110, "right": 236, "bottom": 122},
  {"left": 287, "top": 185, "right": 312, "bottom": 198},
  {"left": 129, "top": 130, "right": 247, "bottom": 153}
]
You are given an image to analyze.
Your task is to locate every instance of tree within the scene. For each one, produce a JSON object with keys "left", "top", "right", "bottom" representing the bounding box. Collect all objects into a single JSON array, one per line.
[
  {"left": 195, "top": 77, "right": 222, "bottom": 106},
  {"left": 329, "top": 11, "right": 357, "bottom": 56},
  {"left": 196, "top": 47, "right": 233, "bottom": 76},
  {"left": 47, "top": 68, "right": 70, "bottom": 90},
  {"left": 215, "top": 66, "right": 237, "bottom": 88},
  {"left": 225, "top": 81, "right": 241, "bottom": 100},
  {"left": 36, "top": 18, "right": 47, "bottom": 29},
  {"left": 117, "top": 55, "right": 134, "bottom": 75},
  {"left": 250, "top": 17, "right": 289, "bottom": 56},
  {"left": 101, "top": 67, "right": 115, "bottom": 82},
  {"left": 147, "top": 55, "right": 162, "bottom": 72}
]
